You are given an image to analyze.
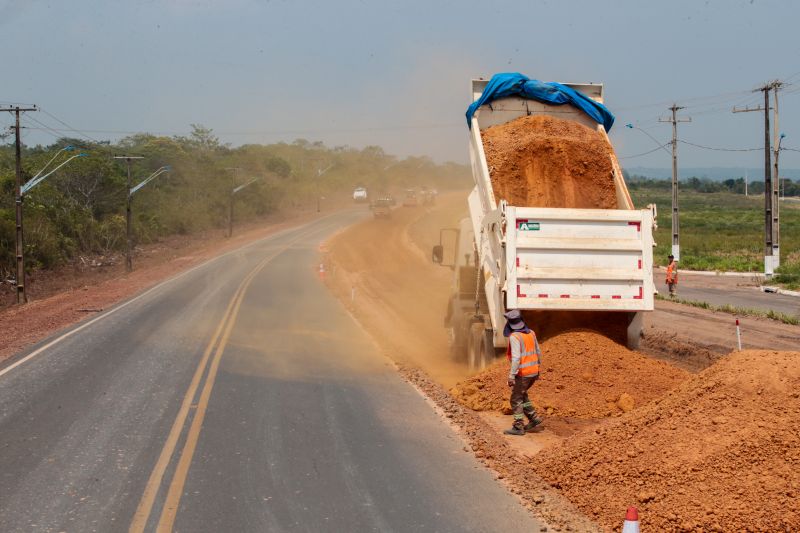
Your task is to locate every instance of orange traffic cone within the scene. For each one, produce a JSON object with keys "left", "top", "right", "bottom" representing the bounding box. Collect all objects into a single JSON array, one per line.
[
  {"left": 318, "top": 263, "right": 326, "bottom": 280},
  {"left": 622, "top": 506, "right": 640, "bottom": 533}
]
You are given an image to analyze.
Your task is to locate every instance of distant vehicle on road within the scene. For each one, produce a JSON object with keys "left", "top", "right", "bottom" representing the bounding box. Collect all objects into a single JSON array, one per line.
[
  {"left": 403, "top": 189, "right": 418, "bottom": 207},
  {"left": 353, "top": 187, "right": 368, "bottom": 203},
  {"left": 372, "top": 197, "right": 392, "bottom": 219}
]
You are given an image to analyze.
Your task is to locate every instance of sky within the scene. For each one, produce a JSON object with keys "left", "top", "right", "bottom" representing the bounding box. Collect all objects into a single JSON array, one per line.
[{"left": 2, "top": 0, "right": 800, "bottom": 172}]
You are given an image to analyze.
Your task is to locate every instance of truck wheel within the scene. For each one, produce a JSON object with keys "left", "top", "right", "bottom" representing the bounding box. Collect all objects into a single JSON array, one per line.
[
  {"left": 450, "top": 321, "right": 468, "bottom": 363},
  {"left": 479, "top": 328, "right": 498, "bottom": 369},
  {"left": 626, "top": 311, "right": 644, "bottom": 350},
  {"left": 468, "top": 323, "right": 493, "bottom": 371}
]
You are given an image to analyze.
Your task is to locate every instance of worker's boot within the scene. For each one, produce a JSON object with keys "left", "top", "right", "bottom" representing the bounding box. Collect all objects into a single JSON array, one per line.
[
  {"left": 524, "top": 417, "right": 543, "bottom": 433},
  {"left": 503, "top": 419, "right": 526, "bottom": 436}
]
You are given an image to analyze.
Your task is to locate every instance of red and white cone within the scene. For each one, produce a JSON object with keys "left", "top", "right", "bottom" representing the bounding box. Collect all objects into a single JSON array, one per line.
[
  {"left": 318, "top": 263, "right": 326, "bottom": 280},
  {"left": 622, "top": 506, "right": 640, "bottom": 533}
]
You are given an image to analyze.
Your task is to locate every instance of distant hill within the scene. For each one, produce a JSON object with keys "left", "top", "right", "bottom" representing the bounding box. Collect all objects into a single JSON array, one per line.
[{"left": 625, "top": 167, "right": 800, "bottom": 181}]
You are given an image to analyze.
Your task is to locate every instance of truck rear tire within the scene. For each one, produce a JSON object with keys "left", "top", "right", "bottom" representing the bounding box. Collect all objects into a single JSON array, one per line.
[
  {"left": 467, "top": 323, "right": 495, "bottom": 371},
  {"left": 626, "top": 311, "right": 644, "bottom": 350},
  {"left": 467, "top": 323, "right": 483, "bottom": 370}
]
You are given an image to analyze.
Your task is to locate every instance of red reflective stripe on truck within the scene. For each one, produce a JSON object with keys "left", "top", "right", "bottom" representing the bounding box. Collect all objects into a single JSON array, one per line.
[
  {"left": 560, "top": 295, "right": 570, "bottom": 298},
  {"left": 638, "top": 259, "right": 642, "bottom": 269},
  {"left": 612, "top": 295, "right": 622, "bottom": 299},
  {"left": 591, "top": 295, "right": 601, "bottom": 299},
  {"left": 633, "top": 286, "right": 644, "bottom": 299},
  {"left": 517, "top": 285, "right": 527, "bottom": 298},
  {"left": 628, "top": 221, "right": 641, "bottom": 232},
  {"left": 538, "top": 294, "right": 548, "bottom": 298},
  {"left": 516, "top": 257, "right": 520, "bottom": 267}
]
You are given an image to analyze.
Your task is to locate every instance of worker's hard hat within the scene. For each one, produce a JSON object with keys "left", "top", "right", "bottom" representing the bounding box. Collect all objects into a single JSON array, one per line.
[{"left": 503, "top": 309, "right": 527, "bottom": 331}]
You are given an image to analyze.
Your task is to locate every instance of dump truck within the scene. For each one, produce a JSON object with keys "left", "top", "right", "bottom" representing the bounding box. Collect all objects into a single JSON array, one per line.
[{"left": 432, "top": 77, "right": 656, "bottom": 369}]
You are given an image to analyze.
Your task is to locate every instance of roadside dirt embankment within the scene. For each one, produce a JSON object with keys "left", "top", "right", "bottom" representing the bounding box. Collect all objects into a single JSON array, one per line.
[
  {"left": 534, "top": 349, "right": 800, "bottom": 532},
  {"left": 450, "top": 330, "right": 688, "bottom": 418}
]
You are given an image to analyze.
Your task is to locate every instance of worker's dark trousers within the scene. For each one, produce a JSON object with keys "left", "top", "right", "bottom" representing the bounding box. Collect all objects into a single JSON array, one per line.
[{"left": 510, "top": 375, "right": 538, "bottom": 428}]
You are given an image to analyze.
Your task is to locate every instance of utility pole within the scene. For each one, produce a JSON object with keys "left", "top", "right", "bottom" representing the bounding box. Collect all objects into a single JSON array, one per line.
[
  {"left": 113, "top": 155, "right": 143, "bottom": 272},
  {"left": 770, "top": 82, "right": 784, "bottom": 272},
  {"left": 225, "top": 167, "right": 241, "bottom": 237},
  {"left": 659, "top": 105, "right": 691, "bottom": 262},
  {"left": 1, "top": 105, "right": 38, "bottom": 304},
  {"left": 733, "top": 80, "right": 782, "bottom": 276}
]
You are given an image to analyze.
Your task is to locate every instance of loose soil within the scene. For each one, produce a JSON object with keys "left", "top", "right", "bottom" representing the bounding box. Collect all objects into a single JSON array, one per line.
[
  {"left": 450, "top": 330, "right": 688, "bottom": 418},
  {"left": 533, "top": 349, "right": 800, "bottom": 532},
  {"left": 481, "top": 114, "right": 617, "bottom": 209}
]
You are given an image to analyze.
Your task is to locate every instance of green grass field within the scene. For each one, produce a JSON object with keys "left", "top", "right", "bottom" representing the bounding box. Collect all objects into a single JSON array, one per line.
[{"left": 629, "top": 187, "right": 800, "bottom": 286}]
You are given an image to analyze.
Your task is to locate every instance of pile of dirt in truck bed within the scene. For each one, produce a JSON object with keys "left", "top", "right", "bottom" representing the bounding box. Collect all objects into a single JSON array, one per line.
[
  {"left": 533, "top": 349, "right": 800, "bottom": 532},
  {"left": 450, "top": 331, "right": 688, "bottom": 418},
  {"left": 482, "top": 114, "right": 618, "bottom": 208}
]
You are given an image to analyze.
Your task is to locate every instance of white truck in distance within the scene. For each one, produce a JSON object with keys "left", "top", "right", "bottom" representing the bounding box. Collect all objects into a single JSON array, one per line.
[
  {"left": 353, "top": 187, "right": 368, "bottom": 203},
  {"left": 432, "top": 79, "right": 656, "bottom": 369}
]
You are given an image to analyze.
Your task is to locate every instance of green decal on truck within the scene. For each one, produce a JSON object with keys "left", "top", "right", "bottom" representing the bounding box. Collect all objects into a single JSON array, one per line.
[{"left": 517, "top": 221, "right": 540, "bottom": 231}]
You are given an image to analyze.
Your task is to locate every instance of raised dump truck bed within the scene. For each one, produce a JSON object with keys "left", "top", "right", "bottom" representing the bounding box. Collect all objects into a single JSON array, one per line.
[{"left": 435, "top": 77, "right": 655, "bottom": 368}]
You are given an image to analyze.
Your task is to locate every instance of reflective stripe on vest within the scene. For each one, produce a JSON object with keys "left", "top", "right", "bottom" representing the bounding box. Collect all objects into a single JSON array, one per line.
[{"left": 506, "top": 331, "right": 540, "bottom": 377}]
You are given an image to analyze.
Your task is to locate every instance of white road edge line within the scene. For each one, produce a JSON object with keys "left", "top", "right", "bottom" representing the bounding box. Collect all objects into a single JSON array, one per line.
[{"left": 0, "top": 210, "right": 352, "bottom": 380}]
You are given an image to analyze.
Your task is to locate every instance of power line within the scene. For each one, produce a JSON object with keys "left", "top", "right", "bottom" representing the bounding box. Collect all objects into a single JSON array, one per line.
[
  {"left": 39, "top": 108, "right": 107, "bottom": 146},
  {"left": 23, "top": 122, "right": 464, "bottom": 136},
  {"left": 677, "top": 139, "right": 762, "bottom": 152},
  {"left": 619, "top": 145, "right": 666, "bottom": 160},
  {"left": 24, "top": 114, "right": 68, "bottom": 141}
]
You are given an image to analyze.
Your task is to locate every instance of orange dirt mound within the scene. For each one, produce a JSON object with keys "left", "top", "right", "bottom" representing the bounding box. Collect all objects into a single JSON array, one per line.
[
  {"left": 533, "top": 349, "right": 800, "bottom": 532},
  {"left": 481, "top": 115, "right": 618, "bottom": 209},
  {"left": 450, "top": 330, "right": 688, "bottom": 418}
]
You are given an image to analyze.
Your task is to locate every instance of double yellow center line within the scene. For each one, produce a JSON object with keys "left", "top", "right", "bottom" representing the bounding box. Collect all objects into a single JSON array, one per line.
[{"left": 129, "top": 228, "right": 317, "bottom": 532}]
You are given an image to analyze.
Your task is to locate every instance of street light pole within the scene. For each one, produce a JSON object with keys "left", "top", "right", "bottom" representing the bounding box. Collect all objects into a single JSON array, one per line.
[
  {"left": 1, "top": 105, "right": 37, "bottom": 303},
  {"left": 225, "top": 167, "right": 241, "bottom": 238},
  {"left": 317, "top": 163, "right": 334, "bottom": 213},
  {"left": 225, "top": 176, "right": 263, "bottom": 235},
  {"left": 11, "top": 143, "right": 86, "bottom": 303},
  {"left": 113, "top": 156, "right": 144, "bottom": 272}
]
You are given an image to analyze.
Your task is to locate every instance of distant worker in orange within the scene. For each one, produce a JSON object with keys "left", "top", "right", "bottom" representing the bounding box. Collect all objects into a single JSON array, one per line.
[
  {"left": 502, "top": 310, "right": 543, "bottom": 436},
  {"left": 665, "top": 254, "right": 678, "bottom": 298}
]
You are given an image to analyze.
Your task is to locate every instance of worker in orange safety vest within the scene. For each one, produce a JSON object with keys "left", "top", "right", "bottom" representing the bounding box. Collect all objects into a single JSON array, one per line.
[
  {"left": 502, "top": 309, "right": 543, "bottom": 436},
  {"left": 665, "top": 254, "right": 678, "bottom": 298}
]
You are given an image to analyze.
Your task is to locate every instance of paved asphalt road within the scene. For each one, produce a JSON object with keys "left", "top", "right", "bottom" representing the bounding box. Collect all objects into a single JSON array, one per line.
[
  {"left": 654, "top": 272, "right": 800, "bottom": 317},
  {"left": 0, "top": 210, "right": 542, "bottom": 533}
]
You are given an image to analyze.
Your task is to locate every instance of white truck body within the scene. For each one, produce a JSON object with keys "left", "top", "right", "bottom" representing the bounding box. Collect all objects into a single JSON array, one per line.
[{"left": 466, "top": 79, "right": 655, "bottom": 351}]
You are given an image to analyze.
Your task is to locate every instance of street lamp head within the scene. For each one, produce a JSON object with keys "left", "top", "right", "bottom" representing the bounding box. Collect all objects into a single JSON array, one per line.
[
  {"left": 64, "top": 145, "right": 75, "bottom": 151},
  {"left": 77, "top": 153, "right": 89, "bottom": 158},
  {"left": 625, "top": 123, "right": 634, "bottom": 129},
  {"left": 780, "top": 133, "right": 786, "bottom": 139},
  {"left": 164, "top": 165, "right": 172, "bottom": 171}
]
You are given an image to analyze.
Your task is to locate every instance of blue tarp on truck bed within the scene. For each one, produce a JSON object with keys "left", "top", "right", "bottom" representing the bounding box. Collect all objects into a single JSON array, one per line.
[{"left": 465, "top": 73, "right": 615, "bottom": 132}]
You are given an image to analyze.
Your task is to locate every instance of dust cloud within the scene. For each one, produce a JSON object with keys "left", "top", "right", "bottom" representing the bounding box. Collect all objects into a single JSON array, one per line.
[{"left": 326, "top": 193, "right": 472, "bottom": 388}]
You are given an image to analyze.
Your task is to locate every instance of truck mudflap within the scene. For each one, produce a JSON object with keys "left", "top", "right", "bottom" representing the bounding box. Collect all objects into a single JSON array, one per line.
[{"left": 504, "top": 204, "right": 655, "bottom": 312}]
